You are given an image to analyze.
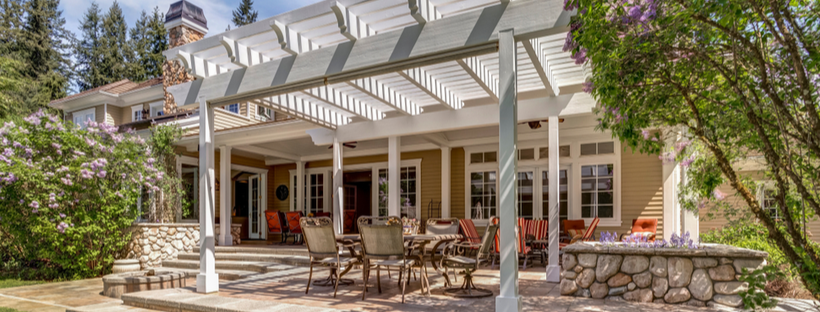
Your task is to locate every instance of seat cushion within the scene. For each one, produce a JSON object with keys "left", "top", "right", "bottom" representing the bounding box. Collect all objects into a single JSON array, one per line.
[
  {"left": 369, "top": 259, "right": 415, "bottom": 267},
  {"left": 315, "top": 257, "right": 358, "bottom": 266},
  {"left": 443, "top": 256, "right": 478, "bottom": 265}
]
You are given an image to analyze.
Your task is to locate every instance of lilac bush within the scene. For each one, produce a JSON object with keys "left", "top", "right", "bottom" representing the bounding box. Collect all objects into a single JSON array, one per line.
[
  {"left": 0, "top": 110, "right": 161, "bottom": 279},
  {"left": 598, "top": 231, "right": 701, "bottom": 249}
]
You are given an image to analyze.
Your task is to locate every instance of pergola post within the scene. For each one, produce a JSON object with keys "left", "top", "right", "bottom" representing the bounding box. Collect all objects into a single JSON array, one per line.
[
  {"left": 663, "top": 132, "right": 681, "bottom": 241},
  {"left": 197, "top": 97, "right": 219, "bottom": 293},
  {"left": 441, "top": 147, "right": 451, "bottom": 218},
  {"left": 296, "top": 161, "right": 305, "bottom": 212},
  {"left": 218, "top": 145, "right": 233, "bottom": 246},
  {"left": 388, "top": 136, "right": 401, "bottom": 216},
  {"left": 546, "top": 115, "right": 561, "bottom": 282},
  {"left": 496, "top": 28, "right": 522, "bottom": 312},
  {"left": 332, "top": 137, "right": 344, "bottom": 234}
]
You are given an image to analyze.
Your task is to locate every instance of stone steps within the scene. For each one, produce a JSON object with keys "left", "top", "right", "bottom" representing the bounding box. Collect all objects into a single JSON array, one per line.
[
  {"left": 66, "top": 301, "right": 158, "bottom": 312},
  {"left": 160, "top": 267, "right": 261, "bottom": 281},
  {"left": 177, "top": 252, "right": 312, "bottom": 266},
  {"left": 122, "top": 288, "right": 340, "bottom": 312},
  {"left": 192, "top": 245, "right": 309, "bottom": 256},
  {"left": 163, "top": 258, "right": 309, "bottom": 273}
]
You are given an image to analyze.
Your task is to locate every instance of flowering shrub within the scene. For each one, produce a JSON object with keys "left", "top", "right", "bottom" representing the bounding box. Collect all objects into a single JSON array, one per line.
[
  {"left": 0, "top": 110, "right": 161, "bottom": 279},
  {"left": 598, "top": 231, "right": 702, "bottom": 249}
]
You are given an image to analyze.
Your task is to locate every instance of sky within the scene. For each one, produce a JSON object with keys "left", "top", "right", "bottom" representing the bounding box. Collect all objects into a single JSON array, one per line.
[{"left": 60, "top": 0, "right": 324, "bottom": 38}]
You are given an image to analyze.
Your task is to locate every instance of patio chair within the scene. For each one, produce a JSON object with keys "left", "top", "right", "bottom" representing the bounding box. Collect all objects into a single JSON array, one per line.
[
  {"left": 423, "top": 218, "right": 460, "bottom": 283},
  {"left": 620, "top": 218, "right": 658, "bottom": 242},
  {"left": 490, "top": 217, "right": 532, "bottom": 270},
  {"left": 301, "top": 217, "right": 360, "bottom": 298},
  {"left": 440, "top": 220, "right": 498, "bottom": 298},
  {"left": 558, "top": 217, "right": 600, "bottom": 249},
  {"left": 343, "top": 210, "right": 357, "bottom": 233},
  {"left": 265, "top": 211, "right": 290, "bottom": 244},
  {"left": 458, "top": 219, "right": 482, "bottom": 244},
  {"left": 525, "top": 219, "right": 549, "bottom": 264},
  {"left": 285, "top": 211, "right": 304, "bottom": 244},
  {"left": 358, "top": 216, "right": 427, "bottom": 304}
]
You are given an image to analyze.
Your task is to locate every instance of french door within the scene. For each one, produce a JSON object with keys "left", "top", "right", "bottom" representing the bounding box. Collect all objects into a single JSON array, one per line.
[
  {"left": 248, "top": 175, "right": 263, "bottom": 239},
  {"left": 542, "top": 168, "right": 569, "bottom": 224},
  {"left": 514, "top": 167, "right": 570, "bottom": 221}
]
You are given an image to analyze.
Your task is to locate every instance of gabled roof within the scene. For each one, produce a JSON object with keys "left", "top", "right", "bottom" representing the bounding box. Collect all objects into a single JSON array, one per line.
[{"left": 50, "top": 77, "right": 164, "bottom": 108}]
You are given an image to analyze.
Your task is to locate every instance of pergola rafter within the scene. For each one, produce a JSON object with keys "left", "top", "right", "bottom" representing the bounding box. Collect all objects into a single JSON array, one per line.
[
  {"left": 398, "top": 67, "right": 464, "bottom": 110},
  {"left": 522, "top": 38, "right": 559, "bottom": 96},
  {"left": 457, "top": 57, "right": 499, "bottom": 101},
  {"left": 345, "top": 78, "right": 423, "bottom": 115},
  {"left": 299, "top": 85, "right": 386, "bottom": 120},
  {"left": 253, "top": 94, "right": 350, "bottom": 129}
]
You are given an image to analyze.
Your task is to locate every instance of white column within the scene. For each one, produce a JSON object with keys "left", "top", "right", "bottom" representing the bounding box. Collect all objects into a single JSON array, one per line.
[
  {"left": 388, "top": 136, "right": 401, "bottom": 217},
  {"left": 662, "top": 132, "right": 681, "bottom": 241},
  {"left": 332, "top": 137, "right": 344, "bottom": 234},
  {"left": 296, "top": 161, "right": 304, "bottom": 212},
  {"left": 679, "top": 164, "right": 699, "bottom": 241},
  {"left": 441, "top": 147, "right": 451, "bottom": 218},
  {"left": 496, "top": 28, "right": 522, "bottom": 312},
  {"left": 197, "top": 97, "right": 218, "bottom": 293},
  {"left": 218, "top": 145, "right": 233, "bottom": 246},
  {"left": 546, "top": 115, "right": 561, "bottom": 282}
]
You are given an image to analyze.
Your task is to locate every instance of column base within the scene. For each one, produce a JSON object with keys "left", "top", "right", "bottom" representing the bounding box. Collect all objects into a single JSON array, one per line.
[
  {"left": 196, "top": 273, "right": 219, "bottom": 293},
  {"left": 219, "top": 234, "right": 234, "bottom": 246},
  {"left": 546, "top": 264, "right": 561, "bottom": 283},
  {"left": 495, "top": 294, "right": 522, "bottom": 312}
]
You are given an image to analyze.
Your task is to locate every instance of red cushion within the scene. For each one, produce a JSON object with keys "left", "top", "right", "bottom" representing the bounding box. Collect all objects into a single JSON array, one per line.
[
  {"left": 582, "top": 217, "right": 600, "bottom": 240},
  {"left": 265, "top": 211, "right": 287, "bottom": 234},
  {"left": 285, "top": 211, "right": 303, "bottom": 234},
  {"left": 459, "top": 219, "right": 481, "bottom": 244}
]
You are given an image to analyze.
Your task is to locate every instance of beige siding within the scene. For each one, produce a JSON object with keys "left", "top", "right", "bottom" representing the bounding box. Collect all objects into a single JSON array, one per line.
[
  {"left": 604, "top": 146, "right": 664, "bottom": 238},
  {"left": 106, "top": 105, "right": 123, "bottom": 125},
  {"left": 451, "top": 148, "right": 466, "bottom": 219},
  {"left": 95, "top": 105, "right": 105, "bottom": 124}
]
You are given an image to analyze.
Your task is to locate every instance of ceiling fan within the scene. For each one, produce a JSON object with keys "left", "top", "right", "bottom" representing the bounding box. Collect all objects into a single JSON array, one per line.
[
  {"left": 328, "top": 141, "right": 358, "bottom": 149},
  {"left": 519, "top": 118, "right": 564, "bottom": 129}
]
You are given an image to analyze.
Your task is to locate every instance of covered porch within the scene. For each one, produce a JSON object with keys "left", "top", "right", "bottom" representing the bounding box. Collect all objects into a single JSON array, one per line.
[{"left": 164, "top": 0, "right": 696, "bottom": 310}]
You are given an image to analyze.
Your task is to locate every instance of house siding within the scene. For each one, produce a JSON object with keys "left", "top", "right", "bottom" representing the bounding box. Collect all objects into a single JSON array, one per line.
[
  {"left": 610, "top": 146, "right": 665, "bottom": 237},
  {"left": 451, "top": 147, "right": 466, "bottom": 219},
  {"left": 106, "top": 105, "right": 123, "bottom": 125},
  {"left": 95, "top": 105, "right": 106, "bottom": 124}
]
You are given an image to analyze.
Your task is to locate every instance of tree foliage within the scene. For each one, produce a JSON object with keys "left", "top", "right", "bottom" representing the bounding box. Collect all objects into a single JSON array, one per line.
[
  {"left": 565, "top": 0, "right": 820, "bottom": 296},
  {"left": 0, "top": 110, "right": 163, "bottom": 279},
  {"left": 232, "top": 0, "right": 258, "bottom": 27}
]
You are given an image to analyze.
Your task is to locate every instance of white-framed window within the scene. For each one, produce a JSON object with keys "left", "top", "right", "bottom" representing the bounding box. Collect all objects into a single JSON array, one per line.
[
  {"left": 131, "top": 105, "right": 144, "bottom": 122},
  {"left": 580, "top": 142, "right": 615, "bottom": 156},
  {"left": 72, "top": 108, "right": 96, "bottom": 129},
  {"left": 758, "top": 184, "right": 780, "bottom": 221},
  {"left": 517, "top": 171, "right": 534, "bottom": 218},
  {"left": 470, "top": 151, "right": 497, "bottom": 164},
  {"left": 377, "top": 166, "right": 419, "bottom": 218},
  {"left": 227, "top": 103, "right": 240, "bottom": 114},
  {"left": 469, "top": 170, "right": 497, "bottom": 220},
  {"left": 149, "top": 101, "right": 164, "bottom": 117},
  {"left": 580, "top": 164, "right": 615, "bottom": 218}
]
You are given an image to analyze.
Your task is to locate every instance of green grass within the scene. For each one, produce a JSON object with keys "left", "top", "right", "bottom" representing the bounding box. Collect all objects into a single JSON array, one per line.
[
  {"left": 0, "top": 277, "right": 43, "bottom": 289},
  {"left": 0, "top": 308, "right": 22, "bottom": 312}
]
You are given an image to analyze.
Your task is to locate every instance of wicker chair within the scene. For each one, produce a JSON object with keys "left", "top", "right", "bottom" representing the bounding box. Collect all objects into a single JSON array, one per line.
[
  {"left": 358, "top": 216, "right": 427, "bottom": 303},
  {"left": 440, "top": 221, "right": 498, "bottom": 298},
  {"left": 301, "top": 217, "right": 360, "bottom": 298}
]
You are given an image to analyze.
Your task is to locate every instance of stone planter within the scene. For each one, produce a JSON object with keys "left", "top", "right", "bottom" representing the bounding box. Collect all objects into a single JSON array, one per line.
[
  {"left": 560, "top": 243, "right": 767, "bottom": 308},
  {"left": 112, "top": 259, "right": 141, "bottom": 273},
  {"left": 102, "top": 269, "right": 189, "bottom": 299}
]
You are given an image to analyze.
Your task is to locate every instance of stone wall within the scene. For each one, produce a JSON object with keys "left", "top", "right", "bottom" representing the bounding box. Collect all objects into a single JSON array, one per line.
[
  {"left": 162, "top": 25, "right": 204, "bottom": 114},
  {"left": 127, "top": 223, "right": 200, "bottom": 269},
  {"left": 560, "top": 243, "right": 768, "bottom": 309}
]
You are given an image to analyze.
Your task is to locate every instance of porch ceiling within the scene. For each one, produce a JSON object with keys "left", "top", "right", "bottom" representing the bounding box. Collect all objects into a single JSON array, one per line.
[{"left": 165, "top": 0, "right": 583, "bottom": 130}]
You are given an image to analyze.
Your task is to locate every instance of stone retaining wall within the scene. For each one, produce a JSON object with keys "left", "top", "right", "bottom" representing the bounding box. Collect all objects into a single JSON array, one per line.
[
  {"left": 127, "top": 224, "right": 200, "bottom": 269},
  {"left": 560, "top": 243, "right": 768, "bottom": 308}
]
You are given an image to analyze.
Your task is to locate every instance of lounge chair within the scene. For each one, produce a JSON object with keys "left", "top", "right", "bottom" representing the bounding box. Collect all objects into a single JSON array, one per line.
[
  {"left": 558, "top": 217, "right": 600, "bottom": 249},
  {"left": 620, "top": 218, "right": 658, "bottom": 242},
  {"left": 490, "top": 217, "right": 532, "bottom": 270},
  {"left": 265, "top": 211, "right": 289, "bottom": 244},
  {"left": 301, "top": 217, "right": 360, "bottom": 298}
]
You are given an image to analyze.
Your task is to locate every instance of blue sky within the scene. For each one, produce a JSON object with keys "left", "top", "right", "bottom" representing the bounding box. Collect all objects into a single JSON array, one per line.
[{"left": 60, "top": 0, "right": 324, "bottom": 38}]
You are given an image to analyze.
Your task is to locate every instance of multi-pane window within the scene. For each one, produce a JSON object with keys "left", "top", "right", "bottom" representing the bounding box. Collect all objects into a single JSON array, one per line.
[
  {"left": 470, "top": 171, "right": 497, "bottom": 219},
  {"left": 539, "top": 146, "right": 571, "bottom": 159},
  {"left": 518, "top": 149, "right": 535, "bottom": 161},
  {"left": 580, "top": 142, "right": 615, "bottom": 156},
  {"left": 517, "top": 172, "right": 534, "bottom": 218},
  {"left": 227, "top": 103, "right": 240, "bottom": 114},
  {"left": 308, "top": 173, "right": 324, "bottom": 215},
  {"left": 180, "top": 164, "right": 199, "bottom": 220},
  {"left": 377, "top": 167, "right": 418, "bottom": 218},
  {"left": 581, "top": 164, "right": 614, "bottom": 218},
  {"left": 470, "top": 152, "right": 497, "bottom": 164},
  {"left": 542, "top": 170, "right": 568, "bottom": 223},
  {"left": 762, "top": 189, "right": 780, "bottom": 220}
]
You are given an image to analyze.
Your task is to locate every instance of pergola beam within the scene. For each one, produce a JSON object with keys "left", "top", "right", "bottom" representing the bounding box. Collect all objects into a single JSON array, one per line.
[
  {"left": 522, "top": 38, "right": 560, "bottom": 96},
  {"left": 252, "top": 95, "right": 349, "bottom": 129},
  {"left": 398, "top": 68, "right": 464, "bottom": 110},
  {"left": 457, "top": 57, "right": 498, "bottom": 101},
  {"left": 300, "top": 86, "right": 385, "bottom": 120},
  {"left": 346, "top": 78, "right": 422, "bottom": 115},
  {"left": 233, "top": 145, "right": 301, "bottom": 161}
]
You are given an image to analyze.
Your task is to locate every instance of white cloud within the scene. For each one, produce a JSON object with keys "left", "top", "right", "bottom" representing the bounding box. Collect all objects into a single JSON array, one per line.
[{"left": 60, "top": 0, "right": 323, "bottom": 39}]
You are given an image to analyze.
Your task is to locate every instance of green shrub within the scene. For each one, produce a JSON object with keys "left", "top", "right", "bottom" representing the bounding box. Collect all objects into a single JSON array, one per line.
[
  {"left": 0, "top": 111, "right": 161, "bottom": 280},
  {"left": 701, "top": 222, "right": 790, "bottom": 274}
]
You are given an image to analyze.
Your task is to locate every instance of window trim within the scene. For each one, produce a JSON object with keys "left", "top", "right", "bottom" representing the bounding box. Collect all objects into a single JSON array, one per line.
[
  {"left": 573, "top": 139, "right": 622, "bottom": 227},
  {"left": 131, "top": 105, "right": 145, "bottom": 122},
  {"left": 757, "top": 182, "right": 780, "bottom": 221},
  {"left": 72, "top": 107, "right": 96, "bottom": 128},
  {"left": 148, "top": 101, "right": 164, "bottom": 117}
]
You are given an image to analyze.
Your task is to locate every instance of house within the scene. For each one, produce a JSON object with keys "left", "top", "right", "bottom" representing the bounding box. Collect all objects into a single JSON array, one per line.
[{"left": 48, "top": 0, "right": 819, "bottom": 304}]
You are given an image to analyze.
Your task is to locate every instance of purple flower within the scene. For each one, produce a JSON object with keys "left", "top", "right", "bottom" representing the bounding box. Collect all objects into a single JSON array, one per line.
[
  {"left": 681, "top": 156, "right": 695, "bottom": 168},
  {"left": 80, "top": 169, "right": 93, "bottom": 179},
  {"left": 641, "top": 130, "right": 650, "bottom": 140},
  {"left": 583, "top": 81, "right": 594, "bottom": 93},
  {"left": 96, "top": 170, "right": 107, "bottom": 178},
  {"left": 713, "top": 189, "right": 726, "bottom": 200},
  {"left": 29, "top": 200, "right": 39, "bottom": 209}
]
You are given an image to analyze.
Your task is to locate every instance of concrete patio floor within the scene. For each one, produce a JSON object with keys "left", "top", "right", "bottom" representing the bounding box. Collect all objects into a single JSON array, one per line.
[{"left": 1, "top": 264, "right": 818, "bottom": 312}]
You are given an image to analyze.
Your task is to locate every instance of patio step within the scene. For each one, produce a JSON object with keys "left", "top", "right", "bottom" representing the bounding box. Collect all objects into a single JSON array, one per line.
[
  {"left": 163, "top": 258, "right": 309, "bottom": 273},
  {"left": 160, "top": 267, "right": 262, "bottom": 281},
  {"left": 121, "top": 288, "right": 341, "bottom": 312},
  {"left": 178, "top": 251, "right": 312, "bottom": 267},
  {"left": 67, "top": 301, "right": 157, "bottom": 312},
  {"left": 193, "top": 245, "right": 310, "bottom": 257}
]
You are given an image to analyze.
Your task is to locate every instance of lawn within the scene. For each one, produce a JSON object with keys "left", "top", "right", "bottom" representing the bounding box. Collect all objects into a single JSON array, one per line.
[
  {"left": 0, "top": 308, "right": 21, "bottom": 312},
  {"left": 0, "top": 277, "right": 43, "bottom": 289}
]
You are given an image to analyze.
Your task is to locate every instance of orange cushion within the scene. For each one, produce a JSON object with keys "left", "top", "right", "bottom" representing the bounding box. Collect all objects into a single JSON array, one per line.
[{"left": 567, "top": 228, "right": 585, "bottom": 237}]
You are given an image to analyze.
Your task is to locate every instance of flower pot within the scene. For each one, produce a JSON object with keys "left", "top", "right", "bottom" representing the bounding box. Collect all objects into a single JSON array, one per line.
[{"left": 112, "top": 259, "right": 141, "bottom": 273}]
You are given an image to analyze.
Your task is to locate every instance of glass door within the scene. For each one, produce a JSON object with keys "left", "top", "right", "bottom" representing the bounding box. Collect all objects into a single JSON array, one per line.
[
  {"left": 542, "top": 169, "right": 569, "bottom": 225},
  {"left": 248, "top": 175, "right": 261, "bottom": 239},
  {"left": 517, "top": 170, "right": 535, "bottom": 219}
]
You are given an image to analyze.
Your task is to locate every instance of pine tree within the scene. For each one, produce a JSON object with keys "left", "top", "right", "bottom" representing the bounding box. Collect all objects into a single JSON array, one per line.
[
  {"left": 0, "top": 0, "right": 26, "bottom": 55},
  {"left": 75, "top": 2, "right": 106, "bottom": 91},
  {"left": 127, "top": 10, "right": 149, "bottom": 82},
  {"left": 18, "top": 0, "right": 72, "bottom": 102},
  {"left": 98, "top": 0, "right": 130, "bottom": 84},
  {"left": 231, "top": 0, "right": 258, "bottom": 27},
  {"left": 145, "top": 7, "right": 167, "bottom": 79}
]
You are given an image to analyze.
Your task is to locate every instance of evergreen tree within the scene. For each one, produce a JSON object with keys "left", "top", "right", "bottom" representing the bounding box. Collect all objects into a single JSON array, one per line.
[
  {"left": 127, "top": 10, "right": 149, "bottom": 82},
  {"left": 19, "top": 0, "right": 72, "bottom": 101},
  {"left": 98, "top": 0, "right": 130, "bottom": 85},
  {"left": 231, "top": 0, "right": 258, "bottom": 27},
  {"left": 144, "top": 7, "right": 166, "bottom": 79},
  {"left": 75, "top": 2, "right": 105, "bottom": 91},
  {"left": 0, "top": 0, "right": 26, "bottom": 55}
]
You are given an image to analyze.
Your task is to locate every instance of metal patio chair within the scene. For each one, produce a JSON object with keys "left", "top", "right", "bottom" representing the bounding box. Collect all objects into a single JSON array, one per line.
[
  {"left": 301, "top": 217, "right": 360, "bottom": 298},
  {"left": 440, "top": 220, "right": 498, "bottom": 298},
  {"left": 358, "top": 216, "right": 427, "bottom": 303},
  {"left": 265, "top": 211, "right": 290, "bottom": 244}
]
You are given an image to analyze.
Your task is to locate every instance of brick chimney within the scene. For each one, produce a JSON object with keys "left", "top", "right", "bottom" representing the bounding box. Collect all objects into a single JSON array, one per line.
[{"left": 162, "top": 0, "right": 208, "bottom": 114}]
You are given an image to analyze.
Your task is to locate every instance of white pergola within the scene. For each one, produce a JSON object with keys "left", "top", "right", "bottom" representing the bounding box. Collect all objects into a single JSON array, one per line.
[{"left": 164, "top": 1, "right": 584, "bottom": 310}]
